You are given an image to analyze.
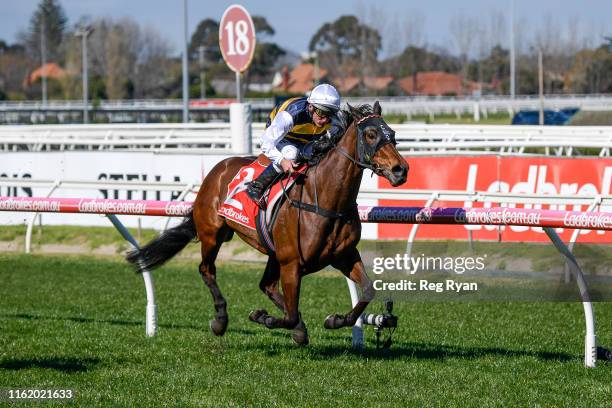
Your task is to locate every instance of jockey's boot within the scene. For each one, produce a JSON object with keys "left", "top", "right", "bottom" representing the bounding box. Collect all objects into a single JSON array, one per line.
[{"left": 247, "top": 164, "right": 280, "bottom": 208}]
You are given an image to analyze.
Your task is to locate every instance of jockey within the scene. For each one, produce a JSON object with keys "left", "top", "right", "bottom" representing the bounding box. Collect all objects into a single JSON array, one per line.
[{"left": 246, "top": 83, "right": 343, "bottom": 206}]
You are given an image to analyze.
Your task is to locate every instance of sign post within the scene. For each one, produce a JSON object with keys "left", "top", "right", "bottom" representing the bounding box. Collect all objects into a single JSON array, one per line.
[
  {"left": 219, "top": 4, "right": 256, "bottom": 101},
  {"left": 219, "top": 4, "right": 256, "bottom": 154}
]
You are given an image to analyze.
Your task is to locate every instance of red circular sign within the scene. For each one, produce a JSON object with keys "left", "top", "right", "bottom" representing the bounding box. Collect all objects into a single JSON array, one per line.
[{"left": 219, "top": 5, "right": 256, "bottom": 73}]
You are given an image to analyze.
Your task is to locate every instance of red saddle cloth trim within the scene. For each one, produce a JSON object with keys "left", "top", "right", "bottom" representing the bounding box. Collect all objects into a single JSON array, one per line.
[{"left": 217, "top": 159, "right": 306, "bottom": 230}]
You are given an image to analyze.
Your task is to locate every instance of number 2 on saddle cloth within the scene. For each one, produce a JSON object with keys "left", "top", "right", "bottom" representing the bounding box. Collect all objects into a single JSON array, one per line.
[{"left": 217, "top": 154, "right": 307, "bottom": 253}]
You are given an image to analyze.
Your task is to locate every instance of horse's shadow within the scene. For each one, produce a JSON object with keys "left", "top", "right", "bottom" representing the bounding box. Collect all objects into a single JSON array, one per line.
[
  {"left": 1, "top": 313, "right": 576, "bottom": 363},
  {"left": 246, "top": 339, "right": 574, "bottom": 363},
  {"left": 0, "top": 312, "right": 206, "bottom": 331},
  {"left": 0, "top": 357, "right": 100, "bottom": 373}
]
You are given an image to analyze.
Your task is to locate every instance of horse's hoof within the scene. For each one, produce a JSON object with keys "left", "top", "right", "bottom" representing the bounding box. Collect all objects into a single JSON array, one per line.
[
  {"left": 324, "top": 314, "right": 345, "bottom": 329},
  {"left": 209, "top": 318, "right": 227, "bottom": 336},
  {"left": 264, "top": 316, "right": 276, "bottom": 329},
  {"left": 248, "top": 309, "right": 268, "bottom": 324},
  {"left": 292, "top": 322, "right": 309, "bottom": 346}
]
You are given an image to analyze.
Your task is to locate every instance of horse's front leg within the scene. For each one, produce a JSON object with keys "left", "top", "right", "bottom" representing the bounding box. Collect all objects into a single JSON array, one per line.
[
  {"left": 250, "top": 262, "right": 302, "bottom": 331},
  {"left": 326, "top": 249, "right": 374, "bottom": 329}
]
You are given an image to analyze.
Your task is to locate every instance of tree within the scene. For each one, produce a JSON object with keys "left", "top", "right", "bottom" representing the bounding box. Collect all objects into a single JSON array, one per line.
[
  {"left": 249, "top": 15, "right": 285, "bottom": 77},
  {"left": 309, "top": 15, "right": 381, "bottom": 76},
  {"left": 104, "top": 19, "right": 140, "bottom": 99},
  {"left": 584, "top": 44, "right": 612, "bottom": 93},
  {"left": 0, "top": 42, "right": 35, "bottom": 99},
  {"left": 392, "top": 45, "right": 461, "bottom": 77},
  {"left": 22, "top": 0, "right": 68, "bottom": 64},
  {"left": 133, "top": 26, "right": 175, "bottom": 98},
  {"left": 188, "top": 18, "right": 221, "bottom": 63},
  {"left": 467, "top": 45, "right": 510, "bottom": 93},
  {"left": 449, "top": 13, "right": 478, "bottom": 92}
]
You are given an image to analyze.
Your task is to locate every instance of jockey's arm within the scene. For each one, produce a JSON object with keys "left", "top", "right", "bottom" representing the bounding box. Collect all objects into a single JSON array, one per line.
[{"left": 260, "top": 111, "right": 294, "bottom": 167}]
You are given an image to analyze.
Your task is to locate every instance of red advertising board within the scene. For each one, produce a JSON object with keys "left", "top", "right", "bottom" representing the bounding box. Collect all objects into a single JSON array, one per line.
[
  {"left": 219, "top": 5, "right": 256, "bottom": 73},
  {"left": 379, "top": 156, "right": 612, "bottom": 242}
]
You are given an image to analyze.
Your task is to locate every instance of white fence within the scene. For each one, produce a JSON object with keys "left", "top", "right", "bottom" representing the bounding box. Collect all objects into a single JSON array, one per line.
[
  {"left": 1, "top": 123, "right": 611, "bottom": 156},
  {"left": 2, "top": 94, "right": 612, "bottom": 116}
]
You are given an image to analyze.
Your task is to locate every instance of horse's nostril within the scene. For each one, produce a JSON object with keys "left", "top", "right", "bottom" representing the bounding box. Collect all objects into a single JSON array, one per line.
[{"left": 392, "top": 165, "right": 406, "bottom": 178}]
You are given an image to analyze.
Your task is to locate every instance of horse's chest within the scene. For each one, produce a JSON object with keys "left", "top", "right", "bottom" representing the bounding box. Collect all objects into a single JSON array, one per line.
[{"left": 322, "top": 220, "right": 360, "bottom": 258}]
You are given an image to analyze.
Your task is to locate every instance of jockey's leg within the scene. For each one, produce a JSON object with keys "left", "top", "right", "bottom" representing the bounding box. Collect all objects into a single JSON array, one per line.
[
  {"left": 246, "top": 163, "right": 280, "bottom": 206},
  {"left": 247, "top": 142, "right": 298, "bottom": 206}
]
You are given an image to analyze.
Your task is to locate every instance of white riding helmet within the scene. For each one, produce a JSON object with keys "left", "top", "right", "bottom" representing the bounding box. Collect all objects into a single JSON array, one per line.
[{"left": 307, "top": 84, "right": 341, "bottom": 113}]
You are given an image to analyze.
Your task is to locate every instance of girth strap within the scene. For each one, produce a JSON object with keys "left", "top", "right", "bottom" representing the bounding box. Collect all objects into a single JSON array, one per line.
[{"left": 288, "top": 199, "right": 347, "bottom": 219}]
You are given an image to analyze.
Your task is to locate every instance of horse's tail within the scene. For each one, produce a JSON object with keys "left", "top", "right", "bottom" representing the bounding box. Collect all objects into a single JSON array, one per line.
[{"left": 126, "top": 210, "right": 196, "bottom": 272}]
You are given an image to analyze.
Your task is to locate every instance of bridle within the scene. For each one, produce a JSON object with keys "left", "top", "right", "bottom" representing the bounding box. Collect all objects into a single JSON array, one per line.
[
  {"left": 281, "top": 110, "right": 398, "bottom": 262},
  {"left": 283, "top": 111, "right": 398, "bottom": 222},
  {"left": 336, "top": 114, "right": 397, "bottom": 176}
]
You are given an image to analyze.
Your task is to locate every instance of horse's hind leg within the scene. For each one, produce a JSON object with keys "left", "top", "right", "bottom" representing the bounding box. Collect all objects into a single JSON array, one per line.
[
  {"left": 250, "top": 257, "right": 309, "bottom": 345},
  {"left": 199, "top": 226, "right": 233, "bottom": 336},
  {"left": 325, "top": 248, "right": 374, "bottom": 329}
]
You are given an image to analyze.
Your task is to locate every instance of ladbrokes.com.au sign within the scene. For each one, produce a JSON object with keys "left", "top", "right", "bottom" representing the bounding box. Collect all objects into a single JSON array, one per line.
[{"left": 379, "top": 156, "right": 612, "bottom": 242}]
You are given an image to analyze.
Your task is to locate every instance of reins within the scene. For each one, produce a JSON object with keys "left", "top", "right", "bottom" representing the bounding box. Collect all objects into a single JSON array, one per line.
[{"left": 280, "top": 112, "right": 387, "bottom": 221}]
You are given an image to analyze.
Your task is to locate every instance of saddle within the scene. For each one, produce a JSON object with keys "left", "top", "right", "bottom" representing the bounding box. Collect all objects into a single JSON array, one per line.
[{"left": 217, "top": 155, "right": 306, "bottom": 254}]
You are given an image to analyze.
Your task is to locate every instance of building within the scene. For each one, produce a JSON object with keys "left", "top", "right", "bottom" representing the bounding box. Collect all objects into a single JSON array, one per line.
[
  {"left": 397, "top": 71, "right": 482, "bottom": 96},
  {"left": 23, "top": 62, "right": 66, "bottom": 87}
]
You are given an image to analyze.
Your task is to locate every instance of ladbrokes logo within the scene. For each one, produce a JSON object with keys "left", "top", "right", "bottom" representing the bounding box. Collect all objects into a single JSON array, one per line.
[
  {"left": 563, "top": 212, "right": 612, "bottom": 229},
  {"left": 219, "top": 206, "right": 250, "bottom": 224},
  {"left": 0, "top": 197, "right": 61, "bottom": 212},
  {"left": 77, "top": 199, "right": 147, "bottom": 214},
  {"left": 164, "top": 201, "right": 192, "bottom": 216},
  {"left": 461, "top": 208, "right": 542, "bottom": 226},
  {"left": 463, "top": 163, "right": 612, "bottom": 234}
]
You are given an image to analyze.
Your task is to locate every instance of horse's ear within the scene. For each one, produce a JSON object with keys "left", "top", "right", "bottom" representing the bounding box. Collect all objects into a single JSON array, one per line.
[
  {"left": 347, "top": 103, "right": 359, "bottom": 121},
  {"left": 347, "top": 103, "right": 355, "bottom": 115},
  {"left": 374, "top": 101, "right": 382, "bottom": 115}
]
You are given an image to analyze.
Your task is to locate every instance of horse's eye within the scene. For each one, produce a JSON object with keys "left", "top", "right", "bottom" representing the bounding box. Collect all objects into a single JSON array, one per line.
[{"left": 365, "top": 129, "right": 378, "bottom": 143}]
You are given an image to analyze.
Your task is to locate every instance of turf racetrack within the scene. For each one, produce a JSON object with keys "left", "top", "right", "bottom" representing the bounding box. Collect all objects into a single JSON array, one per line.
[{"left": 0, "top": 253, "right": 610, "bottom": 406}]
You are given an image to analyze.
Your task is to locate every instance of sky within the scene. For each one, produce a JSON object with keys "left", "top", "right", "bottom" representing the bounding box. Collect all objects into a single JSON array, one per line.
[{"left": 1, "top": 0, "right": 611, "bottom": 58}]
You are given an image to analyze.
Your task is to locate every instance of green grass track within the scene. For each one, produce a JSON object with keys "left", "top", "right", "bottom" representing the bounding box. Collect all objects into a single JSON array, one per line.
[{"left": 0, "top": 254, "right": 610, "bottom": 407}]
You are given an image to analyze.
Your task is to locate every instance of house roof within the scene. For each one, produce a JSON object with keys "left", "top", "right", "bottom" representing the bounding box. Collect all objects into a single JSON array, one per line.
[
  {"left": 332, "top": 76, "right": 395, "bottom": 94},
  {"left": 363, "top": 76, "right": 394, "bottom": 91},
  {"left": 332, "top": 76, "right": 361, "bottom": 93},
  {"left": 276, "top": 63, "right": 328, "bottom": 94},
  {"left": 25, "top": 63, "right": 66, "bottom": 86},
  {"left": 397, "top": 71, "right": 486, "bottom": 96}
]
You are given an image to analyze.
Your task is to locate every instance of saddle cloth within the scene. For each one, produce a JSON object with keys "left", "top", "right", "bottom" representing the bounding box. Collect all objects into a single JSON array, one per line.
[{"left": 217, "top": 156, "right": 305, "bottom": 230}]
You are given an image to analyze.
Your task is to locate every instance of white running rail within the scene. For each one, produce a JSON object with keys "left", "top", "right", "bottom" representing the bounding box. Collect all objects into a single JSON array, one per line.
[{"left": 1, "top": 123, "right": 611, "bottom": 156}]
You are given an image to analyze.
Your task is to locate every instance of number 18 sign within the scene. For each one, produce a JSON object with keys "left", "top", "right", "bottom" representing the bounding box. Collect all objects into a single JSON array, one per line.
[{"left": 219, "top": 4, "right": 256, "bottom": 73}]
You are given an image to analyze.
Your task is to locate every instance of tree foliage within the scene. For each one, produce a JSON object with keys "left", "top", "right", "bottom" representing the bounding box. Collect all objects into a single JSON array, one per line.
[
  {"left": 188, "top": 18, "right": 221, "bottom": 63},
  {"left": 249, "top": 16, "right": 285, "bottom": 77},
  {"left": 309, "top": 15, "right": 381, "bottom": 71},
  {"left": 391, "top": 45, "right": 461, "bottom": 77},
  {"left": 24, "top": 0, "right": 68, "bottom": 63}
]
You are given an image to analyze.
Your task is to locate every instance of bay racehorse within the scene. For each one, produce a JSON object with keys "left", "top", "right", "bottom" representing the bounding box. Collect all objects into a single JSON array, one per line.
[{"left": 127, "top": 101, "right": 408, "bottom": 345}]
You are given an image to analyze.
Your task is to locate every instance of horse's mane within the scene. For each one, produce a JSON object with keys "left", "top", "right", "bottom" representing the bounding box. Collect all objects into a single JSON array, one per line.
[
  {"left": 308, "top": 104, "right": 374, "bottom": 165},
  {"left": 339, "top": 103, "right": 374, "bottom": 131}
]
